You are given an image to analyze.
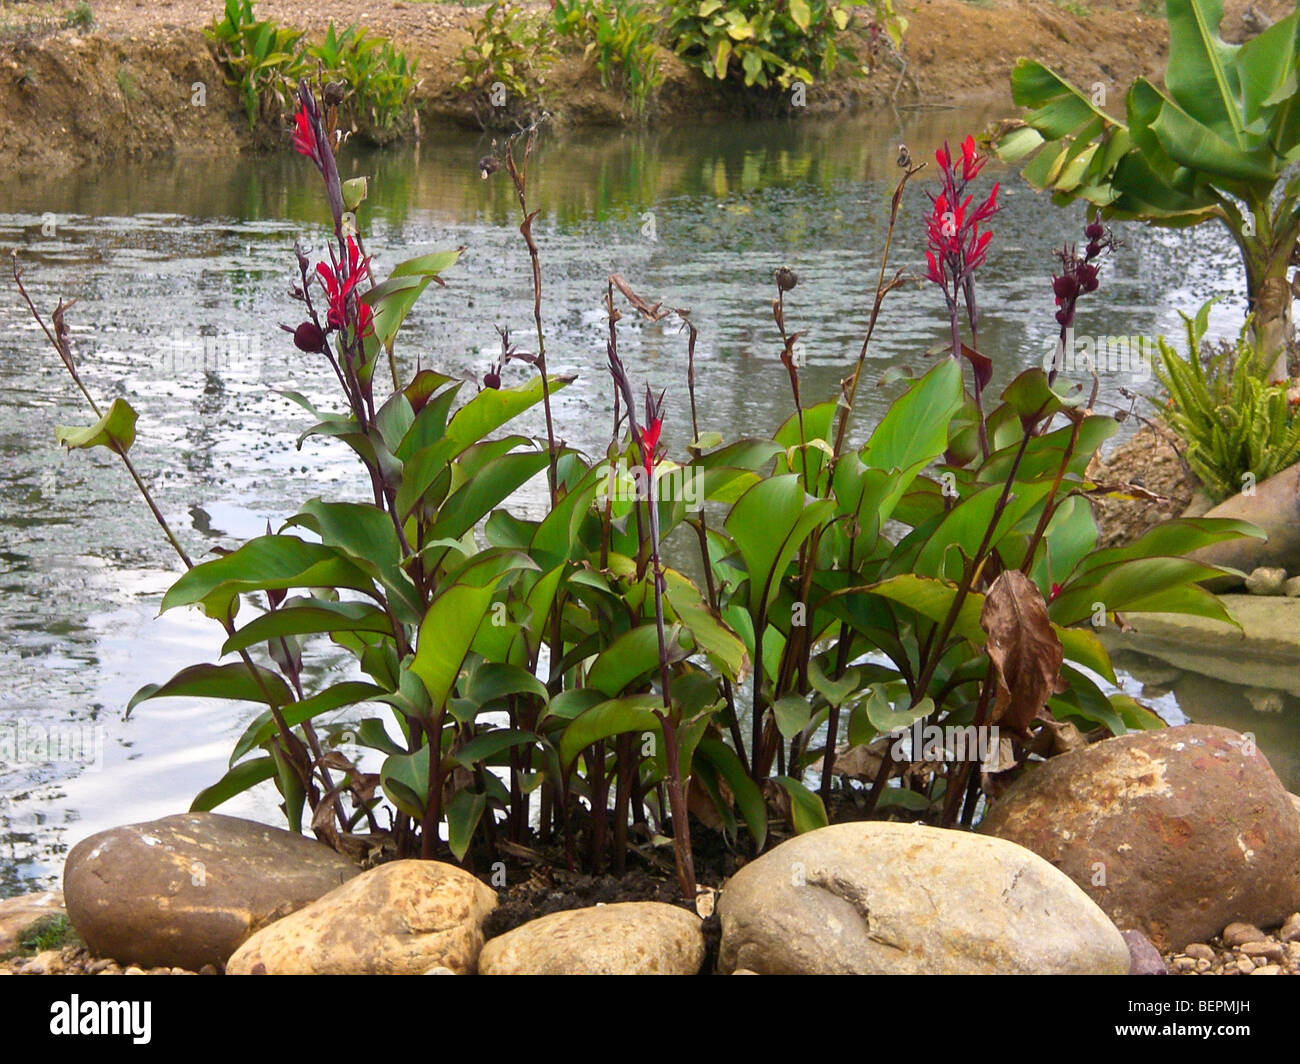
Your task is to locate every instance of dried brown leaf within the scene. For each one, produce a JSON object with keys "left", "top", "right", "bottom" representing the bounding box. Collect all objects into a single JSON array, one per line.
[{"left": 980, "top": 570, "right": 1066, "bottom": 739}]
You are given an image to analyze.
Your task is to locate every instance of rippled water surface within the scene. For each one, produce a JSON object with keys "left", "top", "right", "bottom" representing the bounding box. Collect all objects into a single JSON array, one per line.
[{"left": 1, "top": 108, "right": 1294, "bottom": 891}]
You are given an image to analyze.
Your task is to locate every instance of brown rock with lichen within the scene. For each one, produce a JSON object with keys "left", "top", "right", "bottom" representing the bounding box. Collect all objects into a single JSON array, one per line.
[{"left": 979, "top": 725, "right": 1300, "bottom": 951}]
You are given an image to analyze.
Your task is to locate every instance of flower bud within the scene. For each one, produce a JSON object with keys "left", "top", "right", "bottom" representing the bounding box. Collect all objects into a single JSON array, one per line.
[
  {"left": 1086, "top": 240, "right": 1102, "bottom": 259},
  {"left": 1052, "top": 274, "right": 1077, "bottom": 300},
  {"left": 1056, "top": 307, "right": 1074, "bottom": 327},
  {"left": 293, "top": 321, "right": 326, "bottom": 353},
  {"left": 1077, "top": 263, "right": 1099, "bottom": 292},
  {"left": 1085, "top": 220, "right": 1105, "bottom": 241}
]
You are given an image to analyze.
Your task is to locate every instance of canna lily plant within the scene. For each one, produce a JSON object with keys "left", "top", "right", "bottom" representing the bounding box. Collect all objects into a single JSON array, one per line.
[{"left": 14, "top": 89, "right": 1264, "bottom": 895}]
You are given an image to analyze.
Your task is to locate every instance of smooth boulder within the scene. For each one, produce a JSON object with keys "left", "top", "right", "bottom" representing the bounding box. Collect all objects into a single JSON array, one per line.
[
  {"left": 716, "top": 821, "right": 1129, "bottom": 975},
  {"left": 479, "top": 901, "right": 705, "bottom": 975},
  {"left": 226, "top": 860, "right": 497, "bottom": 975},
  {"left": 64, "top": 813, "right": 358, "bottom": 970},
  {"left": 980, "top": 724, "right": 1300, "bottom": 952},
  {"left": 1188, "top": 462, "right": 1300, "bottom": 586}
]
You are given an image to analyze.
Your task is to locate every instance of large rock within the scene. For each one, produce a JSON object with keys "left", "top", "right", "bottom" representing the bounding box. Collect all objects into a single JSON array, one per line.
[
  {"left": 226, "top": 860, "right": 497, "bottom": 975},
  {"left": 479, "top": 902, "right": 705, "bottom": 975},
  {"left": 64, "top": 813, "right": 358, "bottom": 970},
  {"left": 0, "top": 890, "right": 65, "bottom": 955},
  {"left": 1099, "top": 595, "right": 1300, "bottom": 697},
  {"left": 980, "top": 724, "right": 1300, "bottom": 952},
  {"left": 716, "top": 822, "right": 1129, "bottom": 975},
  {"left": 1188, "top": 462, "right": 1300, "bottom": 585}
]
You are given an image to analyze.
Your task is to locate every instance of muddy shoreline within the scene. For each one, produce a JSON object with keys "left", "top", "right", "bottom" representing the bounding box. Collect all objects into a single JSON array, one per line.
[{"left": 7, "top": 0, "right": 1285, "bottom": 176}]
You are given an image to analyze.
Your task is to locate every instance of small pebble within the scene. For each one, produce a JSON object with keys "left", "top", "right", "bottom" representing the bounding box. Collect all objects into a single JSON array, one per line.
[
  {"left": 1185, "top": 943, "right": 1215, "bottom": 961},
  {"left": 1223, "top": 922, "right": 1266, "bottom": 947},
  {"left": 1240, "top": 940, "right": 1284, "bottom": 961},
  {"left": 1250, "top": 964, "right": 1282, "bottom": 975}
]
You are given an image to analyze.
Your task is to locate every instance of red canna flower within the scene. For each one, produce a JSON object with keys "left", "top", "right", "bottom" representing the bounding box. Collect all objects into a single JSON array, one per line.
[
  {"left": 959, "top": 135, "right": 986, "bottom": 182},
  {"left": 316, "top": 235, "right": 372, "bottom": 336},
  {"left": 638, "top": 418, "right": 662, "bottom": 475},
  {"left": 292, "top": 101, "right": 320, "bottom": 165},
  {"left": 639, "top": 386, "right": 666, "bottom": 476},
  {"left": 924, "top": 154, "right": 999, "bottom": 298}
]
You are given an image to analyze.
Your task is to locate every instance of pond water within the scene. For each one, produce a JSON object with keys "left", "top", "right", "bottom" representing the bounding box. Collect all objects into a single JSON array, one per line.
[{"left": 1, "top": 105, "right": 1294, "bottom": 892}]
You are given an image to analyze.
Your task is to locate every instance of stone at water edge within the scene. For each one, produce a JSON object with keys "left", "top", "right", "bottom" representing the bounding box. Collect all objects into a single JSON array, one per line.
[
  {"left": 716, "top": 822, "right": 1130, "bottom": 975},
  {"left": 1121, "top": 930, "right": 1167, "bottom": 975},
  {"left": 226, "top": 860, "right": 497, "bottom": 975},
  {"left": 1187, "top": 461, "right": 1300, "bottom": 588},
  {"left": 979, "top": 724, "right": 1300, "bottom": 953},
  {"left": 1245, "top": 566, "right": 1287, "bottom": 596},
  {"left": 0, "top": 890, "right": 65, "bottom": 955},
  {"left": 478, "top": 901, "right": 705, "bottom": 975},
  {"left": 63, "top": 813, "right": 358, "bottom": 971}
]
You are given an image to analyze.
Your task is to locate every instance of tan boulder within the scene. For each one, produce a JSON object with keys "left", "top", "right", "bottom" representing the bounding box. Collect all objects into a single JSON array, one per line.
[
  {"left": 717, "top": 822, "right": 1128, "bottom": 974},
  {"left": 479, "top": 901, "right": 705, "bottom": 975},
  {"left": 227, "top": 860, "right": 496, "bottom": 975}
]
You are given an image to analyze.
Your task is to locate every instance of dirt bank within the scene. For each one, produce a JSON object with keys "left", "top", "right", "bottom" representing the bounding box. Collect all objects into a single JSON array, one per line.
[{"left": 0, "top": 0, "right": 1293, "bottom": 174}]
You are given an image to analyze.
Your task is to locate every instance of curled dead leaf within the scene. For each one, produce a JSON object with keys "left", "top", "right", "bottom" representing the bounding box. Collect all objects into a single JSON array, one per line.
[{"left": 980, "top": 570, "right": 1067, "bottom": 739}]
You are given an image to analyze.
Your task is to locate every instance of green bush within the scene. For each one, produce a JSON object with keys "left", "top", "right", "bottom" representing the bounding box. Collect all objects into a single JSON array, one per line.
[
  {"left": 666, "top": 0, "right": 899, "bottom": 90},
  {"left": 1155, "top": 300, "right": 1300, "bottom": 503},
  {"left": 206, "top": 0, "right": 308, "bottom": 128},
  {"left": 456, "top": 0, "right": 557, "bottom": 118},
  {"left": 207, "top": 0, "right": 417, "bottom": 136},
  {"left": 553, "top": 0, "right": 664, "bottom": 115}
]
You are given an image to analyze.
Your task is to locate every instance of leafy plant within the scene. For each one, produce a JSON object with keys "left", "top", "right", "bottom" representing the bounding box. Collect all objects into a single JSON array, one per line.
[
  {"left": 456, "top": 0, "right": 557, "bottom": 122},
  {"left": 206, "top": 0, "right": 308, "bottom": 128},
  {"left": 1154, "top": 300, "right": 1300, "bottom": 502},
  {"left": 667, "top": 0, "right": 902, "bottom": 90},
  {"left": 553, "top": 0, "right": 665, "bottom": 116},
  {"left": 207, "top": 1, "right": 417, "bottom": 137},
  {"left": 14, "top": 91, "right": 1260, "bottom": 900},
  {"left": 116, "top": 64, "right": 140, "bottom": 102},
  {"left": 305, "top": 24, "right": 420, "bottom": 136},
  {"left": 993, "top": 0, "right": 1300, "bottom": 377},
  {"left": 65, "top": 2, "right": 95, "bottom": 30}
]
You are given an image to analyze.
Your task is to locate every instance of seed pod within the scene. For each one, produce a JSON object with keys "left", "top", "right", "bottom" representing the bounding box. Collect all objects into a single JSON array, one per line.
[
  {"left": 775, "top": 266, "right": 798, "bottom": 292},
  {"left": 293, "top": 321, "right": 326, "bottom": 353}
]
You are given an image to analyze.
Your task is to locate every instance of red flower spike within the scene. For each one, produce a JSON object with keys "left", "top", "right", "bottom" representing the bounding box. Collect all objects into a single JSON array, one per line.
[
  {"left": 639, "top": 419, "right": 662, "bottom": 475},
  {"left": 316, "top": 235, "right": 372, "bottom": 334},
  {"left": 960, "top": 135, "right": 986, "bottom": 181},
  {"left": 292, "top": 103, "right": 318, "bottom": 164}
]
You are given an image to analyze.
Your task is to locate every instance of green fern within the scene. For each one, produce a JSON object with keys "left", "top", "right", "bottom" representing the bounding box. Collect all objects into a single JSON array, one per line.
[{"left": 1154, "top": 299, "right": 1300, "bottom": 503}]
